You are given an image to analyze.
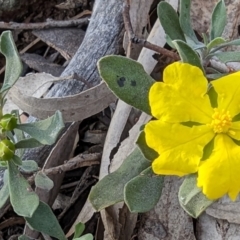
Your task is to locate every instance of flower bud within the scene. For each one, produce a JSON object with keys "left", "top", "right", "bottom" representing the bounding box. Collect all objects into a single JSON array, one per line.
[
  {"left": 0, "top": 114, "right": 17, "bottom": 131},
  {"left": 0, "top": 139, "right": 15, "bottom": 161}
]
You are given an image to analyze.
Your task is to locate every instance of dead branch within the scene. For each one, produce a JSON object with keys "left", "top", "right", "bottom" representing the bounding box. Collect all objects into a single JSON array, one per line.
[
  {"left": 0, "top": 17, "right": 89, "bottom": 30},
  {"left": 123, "top": 0, "right": 180, "bottom": 61},
  {"left": 27, "top": 152, "right": 101, "bottom": 184}
]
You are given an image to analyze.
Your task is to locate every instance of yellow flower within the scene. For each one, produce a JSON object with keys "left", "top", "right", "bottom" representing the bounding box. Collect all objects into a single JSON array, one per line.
[{"left": 144, "top": 62, "right": 240, "bottom": 200}]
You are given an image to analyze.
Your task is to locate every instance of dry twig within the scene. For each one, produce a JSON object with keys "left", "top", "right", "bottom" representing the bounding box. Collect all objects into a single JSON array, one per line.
[
  {"left": 0, "top": 18, "right": 89, "bottom": 30},
  {"left": 28, "top": 153, "right": 101, "bottom": 184},
  {"left": 123, "top": 0, "right": 180, "bottom": 61}
]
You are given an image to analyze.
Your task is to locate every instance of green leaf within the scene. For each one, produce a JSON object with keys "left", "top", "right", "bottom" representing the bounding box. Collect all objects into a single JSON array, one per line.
[
  {"left": 210, "top": 51, "right": 240, "bottom": 63},
  {"left": 89, "top": 147, "right": 150, "bottom": 211},
  {"left": 73, "top": 222, "right": 85, "bottom": 238},
  {"left": 98, "top": 56, "right": 155, "bottom": 115},
  {"left": 178, "top": 174, "right": 214, "bottom": 218},
  {"left": 157, "top": 2, "right": 185, "bottom": 41},
  {"left": 12, "top": 154, "right": 22, "bottom": 166},
  {"left": 18, "top": 235, "right": 34, "bottom": 240},
  {"left": 35, "top": 172, "right": 54, "bottom": 191},
  {"left": 15, "top": 138, "right": 43, "bottom": 149},
  {"left": 8, "top": 160, "right": 39, "bottom": 217},
  {"left": 25, "top": 201, "right": 67, "bottom": 240},
  {"left": 0, "top": 170, "right": 9, "bottom": 208},
  {"left": 179, "top": 0, "right": 198, "bottom": 42},
  {"left": 0, "top": 31, "right": 23, "bottom": 94},
  {"left": 207, "top": 37, "right": 226, "bottom": 52},
  {"left": 19, "top": 160, "right": 38, "bottom": 173},
  {"left": 124, "top": 167, "right": 164, "bottom": 213},
  {"left": 136, "top": 131, "right": 158, "bottom": 161},
  {"left": 210, "top": 39, "right": 240, "bottom": 53},
  {"left": 173, "top": 40, "right": 203, "bottom": 71},
  {"left": 210, "top": 0, "right": 227, "bottom": 40},
  {"left": 74, "top": 234, "right": 93, "bottom": 240},
  {"left": 15, "top": 111, "right": 64, "bottom": 145}
]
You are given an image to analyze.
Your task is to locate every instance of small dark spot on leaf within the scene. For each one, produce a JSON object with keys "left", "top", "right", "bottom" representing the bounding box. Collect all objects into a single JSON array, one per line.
[
  {"left": 117, "top": 77, "right": 126, "bottom": 87},
  {"left": 131, "top": 80, "right": 136, "bottom": 86}
]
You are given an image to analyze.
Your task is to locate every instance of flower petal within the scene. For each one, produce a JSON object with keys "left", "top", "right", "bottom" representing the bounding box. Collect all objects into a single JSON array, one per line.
[
  {"left": 228, "top": 121, "right": 240, "bottom": 140},
  {"left": 145, "top": 120, "right": 214, "bottom": 176},
  {"left": 211, "top": 72, "right": 240, "bottom": 117},
  {"left": 197, "top": 134, "right": 240, "bottom": 200},
  {"left": 150, "top": 62, "right": 213, "bottom": 123}
]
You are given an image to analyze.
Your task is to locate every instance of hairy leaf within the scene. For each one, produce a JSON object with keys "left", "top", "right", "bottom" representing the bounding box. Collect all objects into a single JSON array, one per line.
[
  {"left": 0, "top": 31, "right": 22, "bottom": 94},
  {"left": 179, "top": 174, "right": 214, "bottom": 218},
  {"left": 8, "top": 160, "right": 39, "bottom": 217},
  {"left": 89, "top": 147, "right": 150, "bottom": 211},
  {"left": 124, "top": 167, "right": 164, "bottom": 212},
  {"left": 25, "top": 201, "right": 67, "bottom": 240},
  {"left": 98, "top": 55, "right": 155, "bottom": 115}
]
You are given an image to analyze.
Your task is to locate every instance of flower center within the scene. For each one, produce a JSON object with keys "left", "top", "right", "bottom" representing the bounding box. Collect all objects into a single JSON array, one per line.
[{"left": 210, "top": 108, "right": 232, "bottom": 133}]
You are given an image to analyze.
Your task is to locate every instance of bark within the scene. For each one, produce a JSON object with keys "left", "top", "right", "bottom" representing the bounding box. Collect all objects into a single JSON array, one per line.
[{"left": 21, "top": 0, "right": 124, "bottom": 164}]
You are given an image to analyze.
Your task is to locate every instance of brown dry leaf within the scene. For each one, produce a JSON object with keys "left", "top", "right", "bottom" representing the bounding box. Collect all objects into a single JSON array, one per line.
[{"left": 8, "top": 73, "right": 116, "bottom": 122}]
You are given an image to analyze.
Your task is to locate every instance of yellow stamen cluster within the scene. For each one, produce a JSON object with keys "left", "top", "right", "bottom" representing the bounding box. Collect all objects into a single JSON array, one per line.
[{"left": 210, "top": 108, "right": 232, "bottom": 133}]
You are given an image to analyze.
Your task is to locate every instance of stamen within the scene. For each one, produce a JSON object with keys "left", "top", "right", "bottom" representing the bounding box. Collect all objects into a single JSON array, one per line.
[{"left": 210, "top": 109, "right": 232, "bottom": 133}]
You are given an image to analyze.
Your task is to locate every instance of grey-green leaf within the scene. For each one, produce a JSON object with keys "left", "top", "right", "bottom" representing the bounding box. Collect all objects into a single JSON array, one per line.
[
  {"left": 210, "top": 39, "right": 240, "bottom": 53},
  {"left": 0, "top": 31, "right": 23, "bottom": 94},
  {"left": 74, "top": 234, "right": 93, "bottom": 240},
  {"left": 8, "top": 160, "right": 39, "bottom": 217},
  {"left": 136, "top": 131, "right": 158, "bottom": 161},
  {"left": 173, "top": 40, "right": 203, "bottom": 71},
  {"left": 0, "top": 170, "right": 9, "bottom": 208},
  {"left": 35, "top": 172, "right": 54, "bottom": 191},
  {"left": 207, "top": 37, "right": 226, "bottom": 53},
  {"left": 18, "top": 235, "right": 34, "bottom": 240},
  {"left": 157, "top": 2, "right": 185, "bottom": 41},
  {"left": 124, "top": 167, "right": 164, "bottom": 213},
  {"left": 178, "top": 174, "right": 214, "bottom": 218},
  {"left": 179, "top": 0, "right": 198, "bottom": 42},
  {"left": 15, "top": 111, "right": 64, "bottom": 145},
  {"left": 25, "top": 201, "right": 67, "bottom": 240},
  {"left": 89, "top": 147, "right": 150, "bottom": 211},
  {"left": 20, "top": 160, "right": 38, "bottom": 173},
  {"left": 210, "top": 51, "right": 240, "bottom": 63},
  {"left": 98, "top": 55, "right": 155, "bottom": 115},
  {"left": 210, "top": 0, "right": 227, "bottom": 40},
  {"left": 15, "top": 138, "right": 43, "bottom": 149}
]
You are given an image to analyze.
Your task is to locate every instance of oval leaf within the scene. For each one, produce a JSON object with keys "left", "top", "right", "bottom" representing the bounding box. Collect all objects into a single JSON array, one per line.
[
  {"left": 98, "top": 55, "right": 155, "bottom": 115},
  {"left": 15, "top": 138, "right": 43, "bottom": 149},
  {"left": 25, "top": 201, "right": 67, "bottom": 240},
  {"left": 8, "top": 160, "right": 39, "bottom": 217},
  {"left": 0, "top": 31, "right": 23, "bottom": 94},
  {"left": 124, "top": 167, "right": 164, "bottom": 213},
  {"left": 89, "top": 147, "right": 150, "bottom": 211},
  {"left": 20, "top": 160, "right": 38, "bottom": 173},
  {"left": 15, "top": 111, "right": 64, "bottom": 145},
  {"left": 178, "top": 174, "right": 214, "bottom": 218},
  {"left": 35, "top": 171, "right": 54, "bottom": 191},
  {"left": 73, "top": 222, "right": 85, "bottom": 238},
  {"left": 173, "top": 40, "right": 203, "bottom": 71},
  {"left": 157, "top": 2, "right": 185, "bottom": 41},
  {"left": 179, "top": 0, "right": 198, "bottom": 42},
  {"left": 136, "top": 131, "right": 158, "bottom": 161}
]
